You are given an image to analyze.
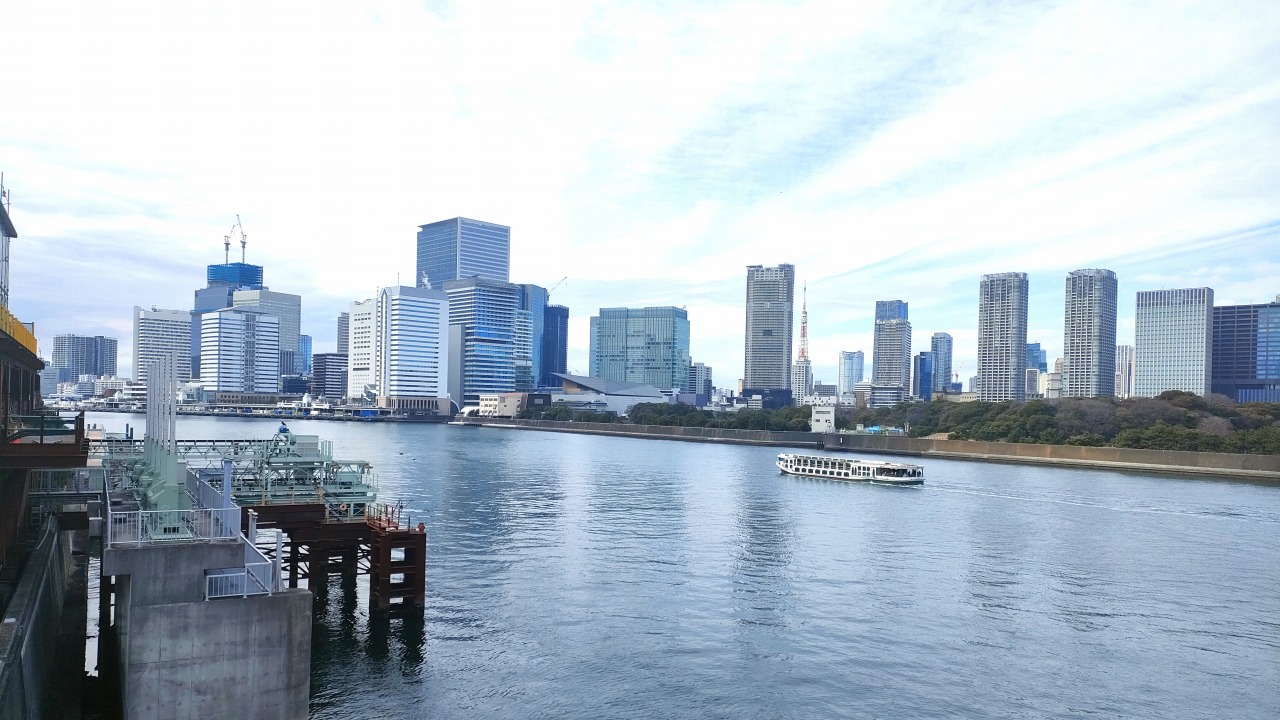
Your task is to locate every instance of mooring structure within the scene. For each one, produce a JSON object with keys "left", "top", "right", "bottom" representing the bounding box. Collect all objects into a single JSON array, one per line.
[{"left": 94, "top": 365, "right": 426, "bottom": 614}]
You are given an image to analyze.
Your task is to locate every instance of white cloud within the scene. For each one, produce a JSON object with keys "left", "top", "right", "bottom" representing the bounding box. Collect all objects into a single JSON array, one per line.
[{"left": 1, "top": 0, "right": 1277, "bottom": 383}]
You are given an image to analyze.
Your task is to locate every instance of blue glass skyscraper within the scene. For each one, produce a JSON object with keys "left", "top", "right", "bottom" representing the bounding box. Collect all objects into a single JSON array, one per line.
[
  {"left": 1026, "top": 342, "right": 1048, "bottom": 373},
  {"left": 443, "top": 277, "right": 520, "bottom": 404},
  {"left": 1212, "top": 297, "right": 1280, "bottom": 402},
  {"left": 875, "top": 300, "right": 908, "bottom": 322},
  {"left": 416, "top": 218, "right": 511, "bottom": 290},
  {"left": 193, "top": 260, "right": 265, "bottom": 378},
  {"left": 519, "top": 284, "right": 548, "bottom": 390},
  {"left": 542, "top": 304, "right": 569, "bottom": 387}
]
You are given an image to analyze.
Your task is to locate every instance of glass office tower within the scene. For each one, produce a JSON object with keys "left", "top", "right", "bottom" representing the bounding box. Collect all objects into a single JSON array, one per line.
[
  {"left": 590, "top": 307, "right": 691, "bottom": 391},
  {"left": 416, "top": 217, "right": 511, "bottom": 290}
]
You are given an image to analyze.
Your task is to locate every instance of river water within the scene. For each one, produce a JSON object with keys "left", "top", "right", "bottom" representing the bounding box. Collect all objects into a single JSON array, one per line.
[{"left": 89, "top": 414, "right": 1280, "bottom": 719}]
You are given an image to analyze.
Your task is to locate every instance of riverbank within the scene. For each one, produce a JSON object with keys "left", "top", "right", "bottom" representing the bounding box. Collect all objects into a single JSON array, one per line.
[
  {"left": 81, "top": 407, "right": 450, "bottom": 423},
  {"left": 468, "top": 418, "right": 1280, "bottom": 482}
]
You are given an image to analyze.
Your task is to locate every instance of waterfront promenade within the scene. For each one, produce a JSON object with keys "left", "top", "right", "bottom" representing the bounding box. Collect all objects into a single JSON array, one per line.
[{"left": 466, "top": 417, "right": 1280, "bottom": 481}]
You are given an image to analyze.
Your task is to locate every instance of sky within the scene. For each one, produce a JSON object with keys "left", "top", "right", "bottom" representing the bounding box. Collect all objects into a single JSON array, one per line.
[{"left": 3, "top": 0, "right": 1279, "bottom": 387}]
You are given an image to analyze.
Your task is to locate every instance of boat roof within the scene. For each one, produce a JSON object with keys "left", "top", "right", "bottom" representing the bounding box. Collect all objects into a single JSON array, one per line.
[{"left": 777, "top": 453, "right": 923, "bottom": 469}]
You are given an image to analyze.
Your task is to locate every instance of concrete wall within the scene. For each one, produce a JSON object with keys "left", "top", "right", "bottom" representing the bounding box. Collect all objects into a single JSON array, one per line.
[
  {"left": 120, "top": 591, "right": 311, "bottom": 720},
  {"left": 471, "top": 418, "right": 1280, "bottom": 478},
  {"left": 826, "top": 433, "right": 1280, "bottom": 475},
  {"left": 477, "top": 418, "right": 821, "bottom": 447},
  {"left": 0, "top": 517, "right": 70, "bottom": 720},
  {"left": 106, "top": 541, "right": 312, "bottom": 720}
]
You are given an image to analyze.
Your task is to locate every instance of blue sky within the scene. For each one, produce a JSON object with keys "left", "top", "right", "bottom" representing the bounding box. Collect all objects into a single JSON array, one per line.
[{"left": 3, "top": 0, "right": 1278, "bottom": 385}]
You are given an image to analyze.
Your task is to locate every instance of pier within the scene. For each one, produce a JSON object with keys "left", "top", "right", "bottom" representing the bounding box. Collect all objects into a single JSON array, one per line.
[{"left": 92, "top": 430, "right": 428, "bottom": 613}]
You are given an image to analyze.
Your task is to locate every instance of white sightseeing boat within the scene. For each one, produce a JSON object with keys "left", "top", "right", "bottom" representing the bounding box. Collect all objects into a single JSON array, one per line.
[{"left": 776, "top": 453, "right": 925, "bottom": 485}]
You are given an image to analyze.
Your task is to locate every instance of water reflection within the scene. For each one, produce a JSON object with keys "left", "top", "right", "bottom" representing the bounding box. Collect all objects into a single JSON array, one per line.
[{"left": 84, "top": 415, "right": 1280, "bottom": 720}]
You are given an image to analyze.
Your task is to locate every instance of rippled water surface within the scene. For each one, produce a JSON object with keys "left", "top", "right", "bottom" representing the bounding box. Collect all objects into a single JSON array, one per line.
[{"left": 92, "top": 414, "right": 1280, "bottom": 718}]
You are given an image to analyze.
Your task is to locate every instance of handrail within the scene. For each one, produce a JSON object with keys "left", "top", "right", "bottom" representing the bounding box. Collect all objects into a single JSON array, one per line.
[
  {"left": 0, "top": 304, "right": 37, "bottom": 355},
  {"left": 4, "top": 411, "right": 84, "bottom": 445}
]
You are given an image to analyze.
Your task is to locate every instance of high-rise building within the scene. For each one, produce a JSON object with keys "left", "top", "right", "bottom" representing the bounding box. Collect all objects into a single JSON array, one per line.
[
  {"left": 518, "top": 285, "right": 549, "bottom": 391},
  {"left": 688, "top": 362, "right": 713, "bottom": 396},
  {"left": 912, "top": 351, "right": 934, "bottom": 401},
  {"left": 1134, "top": 288, "right": 1213, "bottom": 397},
  {"left": 132, "top": 307, "right": 192, "bottom": 386},
  {"left": 743, "top": 264, "right": 795, "bottom": 394},
  {"left": 875, "top": 300, "right": 908, "bottom": 322},
  {"left": 1026, "top": 368, "right": 1042, "bottom": 398},
  {"left": 52, "top": 334, "right": 117, "bottom": 378},
  {"left": 541, "top": 304, "right": 569, "bottom": 387},
  {"left": 444, "top": 277, "right": 521, "bottom": 404},
  {"left": 1115, "top": 344, "right": 1135, "bottom": 399},
  {"left": 192, "top": 256, "right": 264, "bottom": 378},
  {"left": 336, "top": 312, "right": 349, "bottom": 355},
  {"left": 199, "top": 309, "right": 280, "bottom": 394},
  {"left": 1025, "top": 342, "right": 1048, "bottom": 373},
  {"left": 416, "top": 217, "right": 511, "bottom": 290},
  {"left": 310, "top": 353, "right": 348, "bottom": 402},
  {"left": 232, "top": 289, "right": 302, "bottom": 379},
  {"left": 346, "top": 299, "right": 376, "bottom": 401},
  {"left": 930, "top": 333, "right": 953, "bottom": 393},
  {"left": 790, "top": 362, "right": 813, "bottom": 402},
  {"left": 838, "top": 351, "right": 864, "bottom": 396},
  {"left": 375, "top": 285, "right": 450, "bottom": 411},
  {"left": 298, "top": 334, "right": 313, "bottom": 376},
  {"left": 589, "top": 307, "right": 691, "bottom": 391},
  {"left": 1062, "top": 269, "right": 1118, "bottom": 398},
  {"left": 872, "top": 306, "right": 911, "bottom": 390},
  {"left": 977, "top": 272, "right": 1029, "bottom": 402},
  {"left": 1210, "top": 296, "right": 1280, "bottom": 402}
]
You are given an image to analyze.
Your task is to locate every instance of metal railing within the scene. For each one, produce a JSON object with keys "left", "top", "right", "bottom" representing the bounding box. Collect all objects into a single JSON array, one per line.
[
  {"left": 29, "top": 468, "right": 104, "bottom": 494},
  {"left": 106, "top": 507, "right": 240, "bottom": 546},
  {"left": 205, "top": 529, "right": 282, "bottom": 600},
  {"left": 4, "top": 411, "right": 84, "bottom": 444},
  {"left": 0, "top": 304, "right": 38, "bottom": 355}
]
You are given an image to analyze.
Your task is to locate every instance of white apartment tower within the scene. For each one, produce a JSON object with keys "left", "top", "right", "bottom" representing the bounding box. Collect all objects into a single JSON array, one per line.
[
  {"left": 1062, "top": 269, "right": 1118, "bottom": 398},
  {"left": 872, "top": 320, "right": 912, "bottom": 389},
  {"left": 1115, "top": 344, "right": 1135, "bottom": 399},
  {"left": 688, "top": 362, "right": 713, "bottom": 395},
  {"left": 977, "top": 272, "right": 1029, "bottom": 402},
  {"left": 346, "top": 299, "right": 376, "bottom": 401},
  {"left": 375, "top": 285, "right": 450, "bottom": 411},
  {"left": 837, "top": 351, "right": 864, "bottom": 396},
  {"left": 930, "top": 332, "right": 953, "bottom": 393},
  {"left": 1134, "top": 288, "right": 1213, "bottom": 397},
  {"left": 743, "top": 264, "right": 795, "bottom": 392},
  {"left": 132, "top": 306, "right": 192, "bottom": 386},
  {"left": 199, "top": 309, "right": 280, "bottom": 394}
]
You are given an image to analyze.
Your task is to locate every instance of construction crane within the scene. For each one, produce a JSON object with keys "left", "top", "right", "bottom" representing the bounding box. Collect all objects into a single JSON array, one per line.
[
  {"left": 223, "top": 215, "right": 248, "bottom": 263},
  {"left": 548, "top": 276, "right": 568, "bottom": 298}
]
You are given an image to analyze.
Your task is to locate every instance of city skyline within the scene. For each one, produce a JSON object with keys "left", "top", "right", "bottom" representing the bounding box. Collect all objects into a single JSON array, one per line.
[{"left": 4, "top": 1, "right": 1279, "bottom": 386}]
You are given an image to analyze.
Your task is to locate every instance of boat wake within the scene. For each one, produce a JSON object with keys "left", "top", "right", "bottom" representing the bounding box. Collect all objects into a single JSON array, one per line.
[{"left": 924, "top": 483, "right": 1280, "bottom": 524}]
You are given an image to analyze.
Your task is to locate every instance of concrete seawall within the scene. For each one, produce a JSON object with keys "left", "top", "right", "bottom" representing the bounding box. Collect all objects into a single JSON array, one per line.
[
  {"left": 468, "top": 418, "right": 1280, "bottom": 481},
  {"left": 0, "top": 515, "right": 83, "bottom": 720}
]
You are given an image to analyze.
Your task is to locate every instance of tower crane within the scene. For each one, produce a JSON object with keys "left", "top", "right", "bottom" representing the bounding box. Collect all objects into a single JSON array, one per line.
[
  {"left": 222, "top": 215, "right": 249, "bottom": 263},
  {"left": 548, "top": 276, "right": 568, "bottom": 297}
]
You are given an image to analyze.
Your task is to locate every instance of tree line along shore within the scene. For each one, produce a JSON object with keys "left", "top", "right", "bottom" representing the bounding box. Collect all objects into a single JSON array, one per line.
[{"left": 519, "top": 391, "right": 1280, "bottom": 455}]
